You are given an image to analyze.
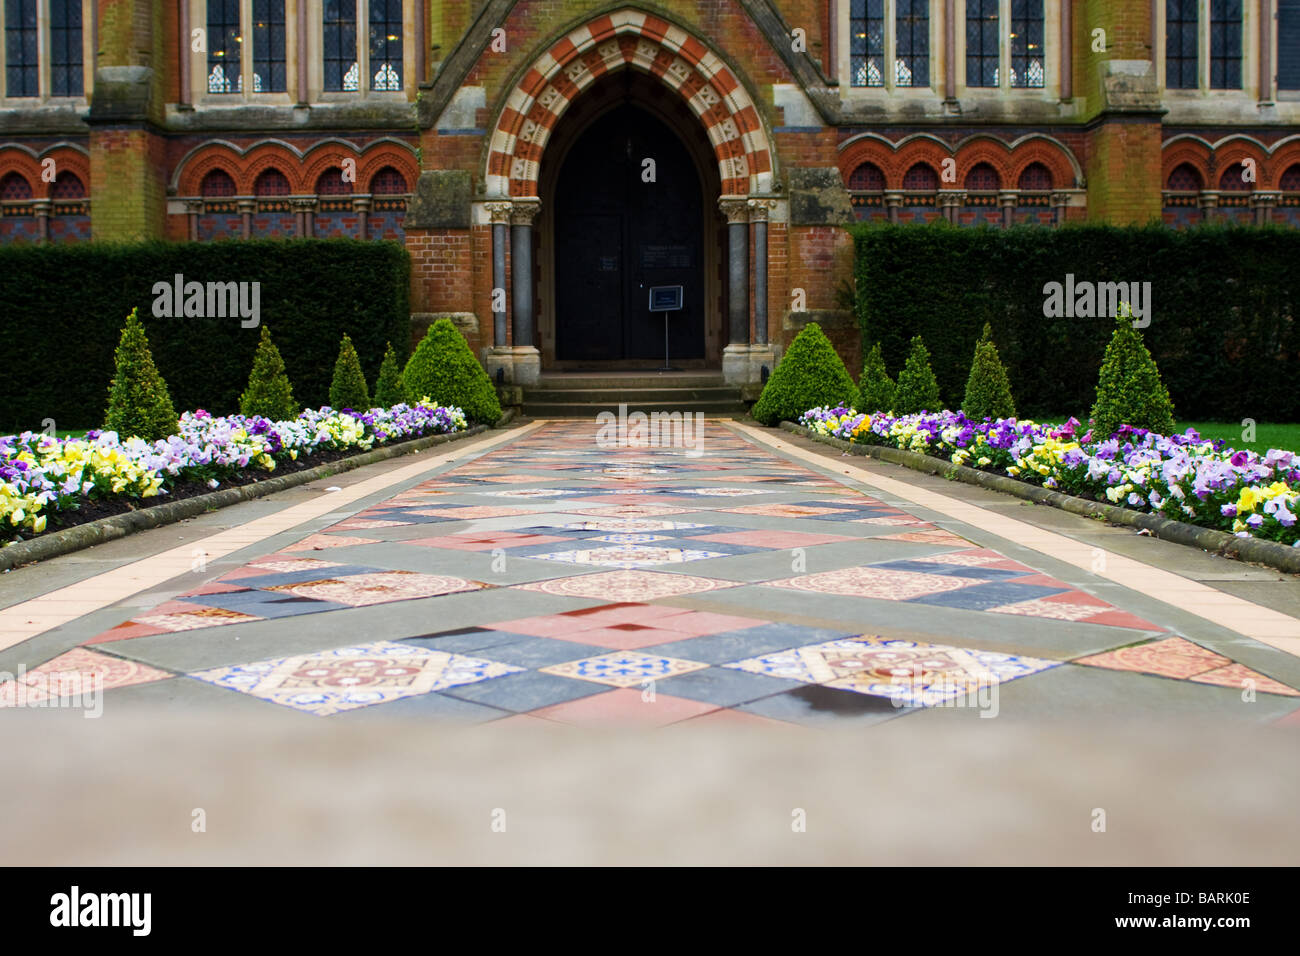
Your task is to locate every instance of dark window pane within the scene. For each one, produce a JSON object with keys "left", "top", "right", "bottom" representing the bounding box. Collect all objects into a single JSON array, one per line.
[
  {"left": 1010, "top": 0, "right": 1044, "bottom": 88},
  {"left": 1281, "top": 0, "right": 1300, "bottom": 89},
  {"left": 323, "top": 0, "right": 358, "bottom": 91},
  {"left": 253, "top": 0, "right": 286, "bottom": 92},
  {"left": 967, "top": 0, "right": 999, "bottom": 87},
  {"left": 369, "top": 0, "right": 402, "bottom": 90},
  {"left": 49, "top": 0, "right": 84, "bottom": 96},
  {"left": 1209, "top": 0, "right": 1242, "bottom": 89},
  {"left": 895, "top": 0, "right": 929, "bottom": 87},
  {"left": 850, "top": 0, "right": 885, "bottom": 87},
  {"left": 1166, "top": 0, "right": 1200, "bottom": 89},
  {"left": 4, "top": 0, "right": 39, "bottom": 97},
  {"left": 207, "top": 0, "right": 242, "bottom": 94}
]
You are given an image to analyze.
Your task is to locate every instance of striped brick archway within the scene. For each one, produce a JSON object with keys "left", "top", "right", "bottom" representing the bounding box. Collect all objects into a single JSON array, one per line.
[{"left": 484, "top": 8, "right": 775, "bottom": 200}]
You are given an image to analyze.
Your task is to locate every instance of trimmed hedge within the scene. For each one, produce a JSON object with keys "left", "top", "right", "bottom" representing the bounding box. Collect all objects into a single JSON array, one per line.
[
  {"left": 752, "top": 322, "right": 858, "bottom": 425},
  {"left": 851, "top": 223, "right": 1300, "bottom": 420},
  {"left": 0, "top": 240, "right": 410, "bottom": 430}
]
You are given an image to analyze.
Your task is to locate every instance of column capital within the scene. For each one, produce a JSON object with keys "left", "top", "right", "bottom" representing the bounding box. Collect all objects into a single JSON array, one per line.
[
  {"left": 237, "top": 198, "right": 257, "bottom": 214},
  {"left": 937, "top": 190, "right": 966, "bottom": 208},
  {"left": 31, "top": 199, "right": 52, "bottom": 215},
  {"left": 509, "top": 199, "right": 542, "bottom": 225},
  {"left": 353, "top": 195, "right": 373, "bottom": 211},
  {"left": 719, "top": 197, "right": 751, "bottom": 223},
  {"left": 290, "top": 197, "right": 318, "bottom": 211},
  {"left": 1049, "top": 191, "right": 1072, "bottom": 207},
  {"left": 484, "top": 201, "right": 513, "bottom": 224},
  {"left": 884, "top": 191, "right": 905, "bottom": 208},
  {"left": 997, "top": 190, "right": 1019, "bottom": 207},
  {"left": 746, "top": 197, "right": 777, "bottom": 221},
  {"left": 183, "top": 199, "right": 205, "bottom": 214},
  {"left": 1252, "top": 191, "right": 1282, "bottom": 206}
]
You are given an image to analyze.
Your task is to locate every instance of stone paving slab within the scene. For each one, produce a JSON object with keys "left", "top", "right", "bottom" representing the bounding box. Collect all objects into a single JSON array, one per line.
[{"left": 3, "top": 419, "right": 1299, "bottom": 730}]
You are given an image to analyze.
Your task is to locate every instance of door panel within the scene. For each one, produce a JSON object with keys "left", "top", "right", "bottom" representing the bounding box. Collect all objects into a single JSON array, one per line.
[{"left": 553, "top": 104, "right": 704, "bottom": 362}]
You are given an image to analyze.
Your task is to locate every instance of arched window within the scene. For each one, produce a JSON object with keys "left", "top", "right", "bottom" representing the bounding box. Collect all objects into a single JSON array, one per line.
[
  {"left": 1166, "top": 163, "right": 1203, "bottom": 191},
  {"left": 1017, "top": 162, "right": 1053, "bottom": 191},
  {"left": 201, "top": 169, "right": 238, "bottom": 196},
  {"left": 1280, "top": 164, "right": 1300, "bottom": 191},
  {"left": 369, "top": 166, "right": 408, "bottom": 194},
  {"left": 255, "top": 168, "right": 292, "bottom": 196},
  {"left": 316, "top": 167, "right": 354, "bottom": 194},
  {"left": 847, "top": 162, "right": 885, "bottom": 191},
  {"left": 0, "top": 172, "right": 34, "bottom": 200},
  {"left": 964, "top": 162, "right": 1000, "bottom": 190},
  {"left": 1218, "top": 164, "right": 1252, "bottom": 191},
  {"left": 902, "top": 162, "right": 938, "bottom": 190},
  {"left": 51, "top": 172, "right": 85, "bottom": 198}
]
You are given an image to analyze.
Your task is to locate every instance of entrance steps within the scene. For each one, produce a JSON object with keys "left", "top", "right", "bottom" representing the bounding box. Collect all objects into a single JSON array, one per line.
[{"left": 520, "top": 371, "right": 749, "bottom": 418}]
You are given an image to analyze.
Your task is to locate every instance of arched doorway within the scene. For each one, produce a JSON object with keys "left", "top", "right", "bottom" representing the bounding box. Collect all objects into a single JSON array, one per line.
[{"left": 548, "top": 88, "right": 710, "bottom": 365}]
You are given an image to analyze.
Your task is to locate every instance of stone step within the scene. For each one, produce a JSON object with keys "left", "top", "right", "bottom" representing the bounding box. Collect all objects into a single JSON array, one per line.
[
  {"left": 521, "top": 399, "right": 749, "bottom": 418},
  {"left": 523, "top": 386, "right": 742, "bottom": 404},
  {"left": 531, "top": 372, "right": 725, "bottom": 390}
]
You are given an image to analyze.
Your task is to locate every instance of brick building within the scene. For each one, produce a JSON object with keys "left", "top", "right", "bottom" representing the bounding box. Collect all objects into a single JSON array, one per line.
[{"left": 3, "top": 1, "right": 1300, "bottom": 384}]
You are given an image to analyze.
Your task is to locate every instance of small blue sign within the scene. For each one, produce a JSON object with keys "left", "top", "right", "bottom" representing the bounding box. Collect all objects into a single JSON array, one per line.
[{"left": 649, "top": 285, "right": 683, "bottom": 312}]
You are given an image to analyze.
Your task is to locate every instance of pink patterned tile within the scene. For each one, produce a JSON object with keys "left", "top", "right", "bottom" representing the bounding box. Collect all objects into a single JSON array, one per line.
[
  {"left": 264, "top": 572, "right": 483, "bottom": 607},
  {"left": 767, "top": 566, "right": 974, "bottom": 600},
  {"left": 1074, "top": 637, "right": 1229, "bottom": 679},
  {"left": 877, "top": 529, "right": 973, "bottom": 547},
  {"left": 687, "top": 530, "right": 854, "bottom": 548},
  {"left": 1, "top": 648, "right": 171, "bottom": 706},
  {"left": 282, "top": 533, "right": 380, "bottom": 552},
  {"left": 514, "top": 570, "right": 741, "bottom": 602},
  {"left": 1189, "top": 663, "right": 1300, "bottom": 697}
]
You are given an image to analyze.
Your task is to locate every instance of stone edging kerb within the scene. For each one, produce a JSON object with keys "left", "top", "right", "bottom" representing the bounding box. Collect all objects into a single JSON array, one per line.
[
  {"left": 0, "top": 425, "right": 489, "bottom": 573},
  {"left": 780, "top": 421, "right": 1300, "bottom": 576}
]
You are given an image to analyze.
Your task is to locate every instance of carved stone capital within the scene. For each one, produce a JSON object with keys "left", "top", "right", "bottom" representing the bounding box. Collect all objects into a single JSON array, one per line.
[
  {"left": 509, "top": 199, "right": 542, "bottom": 226},
  {"left": 719, "top": 197, "right": 750, "bottom": 223},
  {"left": 746, "top": 197, "right": 777, "bottom": 221},
  {"left": 484, "top": 201, "right": 513, "bottom": 224}
]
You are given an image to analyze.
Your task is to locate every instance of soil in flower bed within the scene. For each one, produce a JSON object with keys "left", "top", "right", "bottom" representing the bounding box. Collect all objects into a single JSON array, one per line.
[{"left": 11, "top": 444, "right": 366, "bottom": 544}]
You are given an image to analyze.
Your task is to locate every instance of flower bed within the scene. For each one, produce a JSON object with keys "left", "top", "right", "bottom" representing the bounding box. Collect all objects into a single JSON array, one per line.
[
  {"left": 1, "top": 401, "right": 467, "bottom": 541},
  {"left": 798, "top": 406, "right": 1300, "bottom": 547}
]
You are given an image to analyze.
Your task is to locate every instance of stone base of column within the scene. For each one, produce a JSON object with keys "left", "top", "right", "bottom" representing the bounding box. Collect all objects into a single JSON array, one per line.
[
  {"left": 722, "top": 343, "right": 778, "bottom": 386},
  {"left": 485, "top": 345, "right": 542, "bottom": 386}
]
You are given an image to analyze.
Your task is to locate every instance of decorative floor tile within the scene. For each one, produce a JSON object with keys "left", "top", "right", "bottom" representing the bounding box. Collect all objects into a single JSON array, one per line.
[
  {"left": 247, "top": 557, "right": 343, "bottom": 573},
  {"left": 687, "top": 529, "right": 854, "bottom": 549},
  {"left": 523, "top": 545, "right": 730, "bottom": 569},
  {"left": 262, "top": 571, "right": 483, "bottom": 607},
  {"left": 767, "top": 566, "right": 974, "bottom": 600},
  {"left": 402, "top": 506, "right": 535, "bottom": 519},
  {"left": 1, "top": 648, "right": 172, "bottom": 706},
  {"left": 1075, "top": 637, "right": 1297, "bottom": 694},
  {"left": 187, "top": 641, "right": 522, "bottom": 716},
  {"left": 135, "top": 604, "right": 263, "bottom": 631},
  {"left": 725, "top": 635, "right": 1060, "bottom": 706},
  {"left": 566, "top": 505, "right": 691, "bottom": 518},
  {"left": 282, "top": 534, "right": 380, "bottom": 552},
  {"left": 514, "top": 569, "right": 740, "bottom": 601},
  {"left": 558, "top": 519, "right": 710, "bottom": 533},
  {"left": 540, "top": 651, "right": 708, "bottom": 688},
  {"left": 404, "top": 531, "right": 570, "bottom": 551},
  {"left": 720, "top": 503, "right": 849, "bottom": 518},
  {"left": 878, "top": 529, "right": 974, "bottom": 546}
]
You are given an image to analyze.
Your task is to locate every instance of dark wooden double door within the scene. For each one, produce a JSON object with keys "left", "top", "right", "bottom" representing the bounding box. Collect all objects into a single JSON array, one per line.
[{"left": 554, "top": 104, "right": 705, "bottom": 362}]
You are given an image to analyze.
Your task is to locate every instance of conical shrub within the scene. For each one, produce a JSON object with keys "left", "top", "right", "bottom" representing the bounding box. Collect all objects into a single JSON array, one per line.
[
  {"left": 403, "top": 318, "right": 502, "bottom": 424},
  {"left": 372, "top": 341, "right": 408, "bottom": 408},
  {"left": 103, "top": 307, "right": 179, "bottom": 441},
  {"left": 1089, "top": 304, "right": 1176, "bottom": 439},
  {"left": 239, "top": 327, "right": 299, "bottom": 421},
  {"left": 893, "top": 335, "right": 943, "bottom": 414},
  {"left": 858, "top": 341, "right": 896, "bottom": 414},
  {"left": 751, "top": 323, "right": 858, "bottom": 426},
  {"left": 961, "top": 323, "right": 1016, "bottom": 421},
  {"left": 329, "top": 333, "right": 371, "bottom": 411}
]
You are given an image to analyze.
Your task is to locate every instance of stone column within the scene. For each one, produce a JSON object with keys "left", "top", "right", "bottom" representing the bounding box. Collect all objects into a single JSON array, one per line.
[
  {"left": 185, "top": 199, "right": 203, "bottom": 241},
  {"left": 354, "top": 195, "right": 371, "bottom": 239},
  {"left": 483, "top": 200, "right": 515, "bottom": 384},
  {"left": 33, "top": 200, "right": 51, "bottom": 242},
  {"left": 720, "top": 198, "right": 750, "bottom": 346},
  {"left": 1199, "top": 190, "right": 1220, "bottom": 223},
  {"left": 1253, "top": 191, "right": 1280, "bottom": 226},
  {"left": 508, "top": 199, "right": 542, "bottom": 385},
  {"left": 938, "top": 190, "right": 965, "bottom": 224},
  {"left": 292, "top": 197, "right": 316, "bottom": 237},
  {"left": 1050, "top": 191, "right": 1071, "bottom": 226},
  {"left": 885, "top": 191, "right": 904, "bottom": 224},
  {"left": 998, "top": 190, "right": 1018, "bottom": 228},
  {"left": 748, "top": 198, "right": 775, "bottom": 345},
  {"left": 238, "top": 198, "right": 256, "bottom": 239}
]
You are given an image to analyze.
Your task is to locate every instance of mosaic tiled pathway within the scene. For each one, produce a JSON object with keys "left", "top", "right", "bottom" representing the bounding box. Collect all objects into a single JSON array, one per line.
[{"left": 5, "top": 421, "right": 1300, "bottom": 726}]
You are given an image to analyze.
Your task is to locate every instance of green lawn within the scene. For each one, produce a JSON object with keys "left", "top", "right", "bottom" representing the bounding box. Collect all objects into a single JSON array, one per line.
[{"left": 1174, "top": 421, "right": 1300, "bottom": 454}]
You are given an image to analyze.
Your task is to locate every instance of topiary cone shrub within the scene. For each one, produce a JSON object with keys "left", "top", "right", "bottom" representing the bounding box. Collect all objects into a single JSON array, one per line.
[
  {"left": 403, "top": 318, "right": 502, "bottom": 425},
  {"left": 372, "top": 341, "right": 408, "bottom": 408},
  {"left": 239, "top": 327, "right": 299, "bottom": 421},
  {"left": 329, "top": 333, "right": 371, "bottom": 412},
  {"left": 751, "top": 322, "right": 858, "bottom": 426},
  {"left": 858, "top": 341, "right": 896, "bottom": 414},
  {"left": 1089, "top": 304, "right": 1176, "bottom": 440},
  {"left": 961, "top": 323, "right": 1016, "bottom": 421},
  {"left": 103, "top": 307, "right": 179, "bottom": 441},
  {"left": 893, "top": 335, "right": 943, "bottom": 414}
]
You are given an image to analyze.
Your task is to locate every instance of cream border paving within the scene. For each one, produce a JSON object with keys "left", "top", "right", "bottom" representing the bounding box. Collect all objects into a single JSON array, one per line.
[
  {"left": 730, "top": 423, "right": 1300, "bottom": 659},
  {"left": 0, "top": 424, "right": 543, "bottom": 653}
]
